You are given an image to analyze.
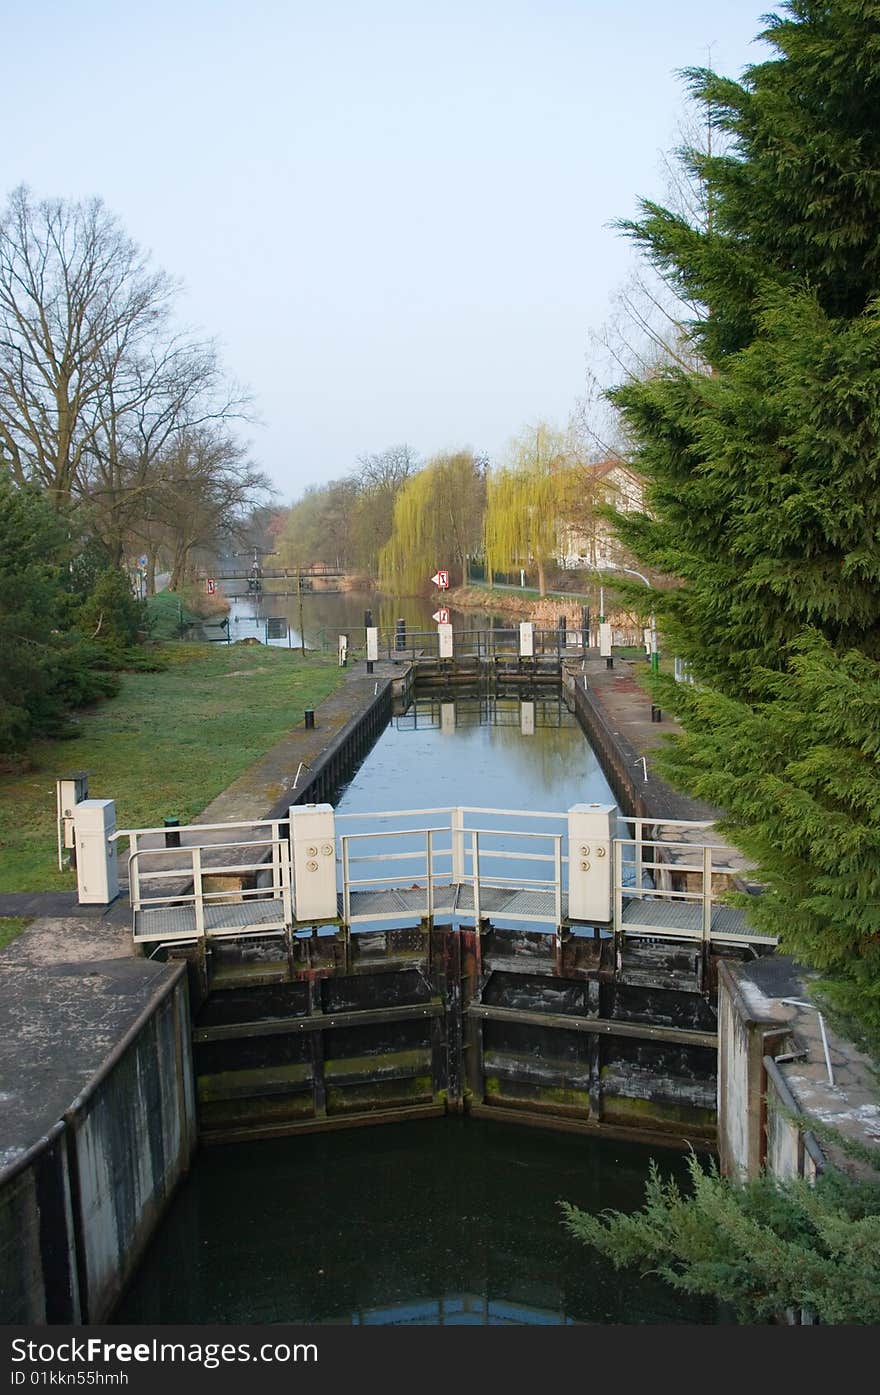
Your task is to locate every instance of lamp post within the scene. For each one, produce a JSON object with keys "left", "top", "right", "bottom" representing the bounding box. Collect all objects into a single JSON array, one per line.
[{"left": 594, "top": 562, "right": 659, "bottom": 674}]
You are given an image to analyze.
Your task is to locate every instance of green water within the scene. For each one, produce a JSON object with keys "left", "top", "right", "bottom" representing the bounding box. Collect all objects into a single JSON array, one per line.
[{"left": 115, "top": 1119, "right": 716, "bottom": 1325}]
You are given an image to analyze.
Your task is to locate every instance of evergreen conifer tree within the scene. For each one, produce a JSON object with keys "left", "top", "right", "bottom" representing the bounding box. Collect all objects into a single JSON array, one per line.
[{"left": 610, "top": 0, "right": 880, "bottom": 1037}]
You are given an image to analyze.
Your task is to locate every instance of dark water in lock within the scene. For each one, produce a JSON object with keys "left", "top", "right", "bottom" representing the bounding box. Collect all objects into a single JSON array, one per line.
[
  {"left": 115, "top": 634, "right": 717, "bottom": 1325},
  {"left": 116, "top": 1119, "right": 715, "bottom": 1324}
]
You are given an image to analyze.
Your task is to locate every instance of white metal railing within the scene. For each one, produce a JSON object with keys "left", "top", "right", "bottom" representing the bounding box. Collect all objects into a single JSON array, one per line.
[
  {"left": 612, "top": 816, "right": 772, "bottom": 945},
  {"left": 116, "top": 808, "right": 772, "bottom": 948},
  {"left": 117, "top": 819, "right": 292, "bottom": 943},
  {"left": 335, "top": 806, "right": 566, "bottom": 927}
]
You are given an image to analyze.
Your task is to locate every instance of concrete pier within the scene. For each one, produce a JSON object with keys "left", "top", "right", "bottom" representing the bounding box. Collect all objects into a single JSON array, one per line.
[{"left": 0, "top": 920, "right": 196, "bottom": 1322}]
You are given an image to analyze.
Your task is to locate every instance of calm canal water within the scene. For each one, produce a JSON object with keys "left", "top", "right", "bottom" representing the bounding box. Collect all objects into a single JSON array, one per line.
[
  {"left": 115, "top": 605, "right": 717, "bottom": 1326},
  {"left": 223, "top": 587, "right": 527, "bottom": 649}
]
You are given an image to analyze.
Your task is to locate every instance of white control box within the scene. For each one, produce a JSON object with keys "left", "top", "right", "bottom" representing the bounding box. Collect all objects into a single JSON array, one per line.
[
  {"left": 366, "top": 627, "right": 379, "bottom": 662},
  {"left": 290, "top": 804, "right": 337, "bottom": 921},
  {"left": 438, "top": 623, "right": 454, "bottom": 659},
  {"left": 519, "top": 622, "right": 534, "bottom": 657},
  {"left": 599, "top": 623, "right": 613, "bottom": 658},
  {"left": 567, "top": 803, "right": 616, "bottom": 923},
  {"left": 74, "top": 799, "right": 119, "bottom": 905}
]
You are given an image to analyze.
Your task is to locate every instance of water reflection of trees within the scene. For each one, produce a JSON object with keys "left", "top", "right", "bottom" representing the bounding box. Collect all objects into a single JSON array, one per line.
[{"left": 401, "top": 695, "right": 611, "bottom": 801}]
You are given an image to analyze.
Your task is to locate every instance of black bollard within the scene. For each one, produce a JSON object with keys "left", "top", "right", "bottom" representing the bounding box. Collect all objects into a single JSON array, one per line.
[
  {"left": 304, "top": 709, "right": 315, "bottom": 729},
  {"left": 164, "top": 816, "right": 181, "bottom": 848},
  {"left": 651, "top": 704, "right": 662, "bottom": 723},
  {"left": 605, "top": 656, "right": 614, "bottom": 669}
]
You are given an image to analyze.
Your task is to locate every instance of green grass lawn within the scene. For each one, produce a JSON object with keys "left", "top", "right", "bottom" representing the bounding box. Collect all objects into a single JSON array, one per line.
[
  {"left": 0, "top": 644, "right": 346, "bottom": 894},
  {"left": 0, "top": 917, "right": 30, "bottom": 951}
]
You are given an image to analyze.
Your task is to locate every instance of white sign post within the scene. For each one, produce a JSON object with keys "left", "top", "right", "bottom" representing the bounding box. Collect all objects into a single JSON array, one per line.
[{"left": 519, "top": 622, "right": 534, "bottom": 658}]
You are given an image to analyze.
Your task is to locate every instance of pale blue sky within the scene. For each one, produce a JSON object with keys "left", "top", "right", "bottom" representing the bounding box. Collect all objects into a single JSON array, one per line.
[{"left": 3, "top": 1, "right": 768, "bottom": 499}]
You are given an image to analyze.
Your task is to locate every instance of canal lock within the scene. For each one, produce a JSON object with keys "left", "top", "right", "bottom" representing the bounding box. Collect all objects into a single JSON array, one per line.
[{"left": 161, "top": 675, "right": 740, "bottom": 1153}]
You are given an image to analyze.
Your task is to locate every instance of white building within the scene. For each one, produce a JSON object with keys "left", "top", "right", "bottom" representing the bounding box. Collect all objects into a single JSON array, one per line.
[{"left": 556, "top": 461, "right": 645, "bottom": 570}]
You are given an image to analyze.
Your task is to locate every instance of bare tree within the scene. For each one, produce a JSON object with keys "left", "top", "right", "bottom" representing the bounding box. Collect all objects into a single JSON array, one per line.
[
  {"left": 575, "top": 89, "right": 728, "bottom": 457},
  {"left": 354, "top": 443, "right": 419, "bottom": 495},
  {"left": 0, "top": 185, "right": 175, "bottom": 504},
  {"left": 82, "top": 334, "right": 251, "bottom": 570},
  {"left": 149, "top": 427, "right": 273, "bottom": 590}
]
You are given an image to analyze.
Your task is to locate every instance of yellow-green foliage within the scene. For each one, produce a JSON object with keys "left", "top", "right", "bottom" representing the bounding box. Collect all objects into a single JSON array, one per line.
[
  {"left": 379, "top": 451, "right": 485, "bottom": 594},
  {"left": 482, "top": 424, "right": 579, "bottom": 593}
]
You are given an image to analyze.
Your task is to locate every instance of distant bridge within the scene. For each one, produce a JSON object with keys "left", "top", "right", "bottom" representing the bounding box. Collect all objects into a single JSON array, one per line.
[{"left": 211, "top": 567, "right": 347, "bottom": 581}]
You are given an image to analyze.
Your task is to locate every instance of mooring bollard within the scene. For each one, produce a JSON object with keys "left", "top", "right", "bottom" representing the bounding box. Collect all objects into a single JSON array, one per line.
[
  {"left": 651, "top": 704, "right": 662, "bottom": 723},
  {"left": 164, "top": 816, "right": 181, "bottom": 848},
  {"left": 304, "top": 709, "right": 315, "bottom": 729}
]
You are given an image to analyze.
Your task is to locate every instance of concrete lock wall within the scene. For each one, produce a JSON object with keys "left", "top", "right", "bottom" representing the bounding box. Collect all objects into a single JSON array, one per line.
[
  {"left": 764, "top": 1074, "right": 803, "bottom": 1181},
  {"left": 716, "top": 966, "right": 756, "bottom": 1178},
  {"left": 0, "top": 966, "right": 196, "bottom": 1325},
  {"left": 717, "top": 962, "right": 822, "bottom": 1184},
  {"left": 0, "top": 1126, "right": 81, "bottom": 1324},
  {"left": 68, "top": 972, "right": 197, "bottom": 1321}
]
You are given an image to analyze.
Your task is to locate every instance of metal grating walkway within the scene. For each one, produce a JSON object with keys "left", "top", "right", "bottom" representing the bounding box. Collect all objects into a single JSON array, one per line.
[
  {"left": 134, "top": 897, "right": 288, "bottom": 943},
  {"left": 131, "top": 888, "right": 770, "bottom": 947},
  {"left": 620, "top": 897, "right": 772, "bottom": 944},
  {"left": 344, "top": 883, "right": 565, "bottom": 926}
]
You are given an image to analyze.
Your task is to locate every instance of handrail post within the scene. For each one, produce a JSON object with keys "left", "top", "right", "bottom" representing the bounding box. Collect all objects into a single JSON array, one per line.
[
  {"left": 613, "top": 838, "right": 623, "bottom": 935},
  {"left": 472, "top": 830, "right": 481, "bottom": 928},
  {"left": 426, "top": 829, "right": 434, "bottom": 921},
  {"left": 342, "top": 836, "right": 351, "bottom": 927},
  {"left": 554, "top": 834, "right": 563, "bottom": 926},
  {"left": 129, "top": 833, "right": 140, "bottom": 910},
  {"left": 271, "top": 820, "right": 281, "bottom": 894},
  {"left": 702, "top": 844, "right": 713, "bottom": 942},
  {"left": 192, "top": 846, "right": 205, "bottom": 938},
  {"left": 451, "top": 807, "right": 464, "bottom": 883},
  {"left": 635, "top": 818, "right": 643, "bottom": 895},
  {"left": 280, "top": 834, "right": 294, "bottom": 927}
]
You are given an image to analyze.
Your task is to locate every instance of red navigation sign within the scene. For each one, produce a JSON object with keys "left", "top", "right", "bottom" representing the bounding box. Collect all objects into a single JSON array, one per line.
[
  {"left": 206, "top": 578, "right": 216, "bottom": 595},
  {"left": 432, "top": 607, "right": 450, "bottom": 624},
  {"left": 431, "top": 569, "right": 449, "bottom": 589}
]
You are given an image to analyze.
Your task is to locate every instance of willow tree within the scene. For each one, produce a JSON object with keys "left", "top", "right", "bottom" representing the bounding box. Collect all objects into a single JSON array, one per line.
[
  {"left": 378, "top": 450, "right": 485, "bottom": 594},
  {"left": 483, "top": 424, "right": 574, "bottom": 596}
]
